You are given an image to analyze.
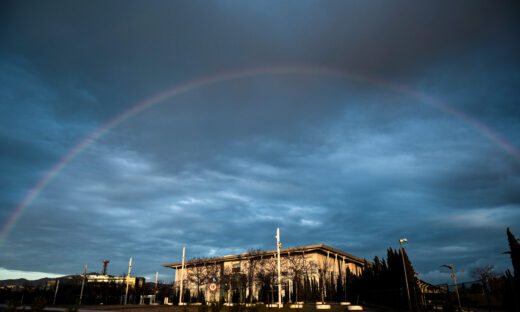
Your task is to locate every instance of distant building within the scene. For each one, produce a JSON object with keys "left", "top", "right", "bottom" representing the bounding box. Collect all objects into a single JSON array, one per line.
[
  {"left": 46, "top": 274, "right": 145, "bottom": 289},
  {"left": 162, "top": 244, "right": 366, "bottom": 303},
  {"left": 84, "top": 274, "right": 145, "bottom": 287},
  {"left": 417, "top": 279, "right": 446, "bottom": 294},
  {"left": 0, "top": 284, "right": 25, "bottom": 291}
]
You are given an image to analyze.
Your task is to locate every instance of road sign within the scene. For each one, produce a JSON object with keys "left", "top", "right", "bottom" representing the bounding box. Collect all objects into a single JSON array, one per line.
[
  {"left": 208, "top": 282, "right": 217, "bottom": 292},
  {"left": 210, "top": 277, "right": 218, "bottom": 283}
]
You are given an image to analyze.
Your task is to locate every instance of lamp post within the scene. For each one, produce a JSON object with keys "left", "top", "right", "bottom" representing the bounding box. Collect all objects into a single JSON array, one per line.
[
  {"left": 179, "top": 247, "right": 186, "bottom": 305},
  {"left": 276, "top": 228, "right": 282, "bottom": 307},
  {"left": 125, "top": 257, "right": 132, "bottom": 305},
  {"left": 441, "top": 264, "right": 462, "bottom": 312},
  {"left": 79, "top": 264, "right": 87, "bottom": 306},
  {"left": 400, "top": 238, "right": 412, "bottom": 312},
  {"left": 155, "top": 271, "right": 159, "bottom": 304},
  {"left": 53, "top": 280, "right": 60, "bottom": 305}
]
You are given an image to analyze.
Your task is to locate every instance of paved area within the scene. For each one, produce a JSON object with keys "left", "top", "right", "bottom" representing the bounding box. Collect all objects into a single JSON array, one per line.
[
  {"left": 79, "top": 304, "right": 381, "bottom": 312},
  {"left": 1, "top": 304, "right": 384, "bottom": 312},
  {"left": 0, "top": 304, "right": 111, "bottom": 312}
]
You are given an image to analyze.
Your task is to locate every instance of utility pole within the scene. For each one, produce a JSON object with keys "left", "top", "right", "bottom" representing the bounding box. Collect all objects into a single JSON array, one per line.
[
  {"left": 154, "top": 271, "right": 159, "bottom": 304},
  {"left": 79, "top": 264, "right": 87, "bottom": 306},
  {"left": 125, "top": 257, "right": 132, "bottom": 305},
  {"left": 276, "top": 228, "right": 282, "bottom": 307},
  {"left": 400, "top": 238, "right": 412, "bottom": 312},
  {"left": 179, "top": 247, "right": 186, "bottom": 305},
  {"left": 53, "top": 280, "right": 60, "bottom": 305},
  {"left": 441, "top": 264, "right": 463, "bottom": 312}
]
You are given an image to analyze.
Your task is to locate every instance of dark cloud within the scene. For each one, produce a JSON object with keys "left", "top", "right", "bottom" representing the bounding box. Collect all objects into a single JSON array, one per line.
[{"left": 0, "top": 1, "right": 519, "bottom": 284}]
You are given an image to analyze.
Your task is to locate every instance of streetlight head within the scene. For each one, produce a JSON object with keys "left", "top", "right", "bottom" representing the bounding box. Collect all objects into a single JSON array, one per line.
[{"left": 400, "top": 238, "right": 407, "bottom": 243}]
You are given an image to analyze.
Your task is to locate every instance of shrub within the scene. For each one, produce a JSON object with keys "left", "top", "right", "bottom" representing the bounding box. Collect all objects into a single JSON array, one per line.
[
  {"left": 8, "top": 299, "right": 19, "bottom": 312},
  {"left": 255, "top": 304, "right": 266, "bottom": 312},
  {"left": 31, "top": 296, "right": 47, "bottom": 312},
  {"left": 65, "top": 306, "right": 79, "bottom": 312},
  {"left": 210, "top": 301, "right": 223, "bottom": 312}
]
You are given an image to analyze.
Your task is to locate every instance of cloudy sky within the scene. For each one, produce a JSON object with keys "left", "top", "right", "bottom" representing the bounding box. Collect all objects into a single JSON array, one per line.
[{"left": 1, "top": 1, "right": 519, "bottom": 285}]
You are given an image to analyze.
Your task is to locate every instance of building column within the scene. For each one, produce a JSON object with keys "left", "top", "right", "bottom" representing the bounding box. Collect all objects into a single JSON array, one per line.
[
  {"left": 334, "top": 253, "right": 337, "bottom": 289},
  {"left": 325, "top": 251, "right": 329, "bottom": 298}
]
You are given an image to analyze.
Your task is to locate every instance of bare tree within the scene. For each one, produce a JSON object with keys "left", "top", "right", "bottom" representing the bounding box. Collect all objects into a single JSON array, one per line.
[
  {"left": 301, "top": 251, "right": 318, "bottom": 302},
  {"left": 471, "top": 264, "right": 499, "bottom": 312},
  {"left": 219, "top": 264, "right": 238, "bottom": 303},
  {"left": 255, "top": 256, "right": 272, "bottom": 304},
  {"left": 187, "top": 258, "right": 210, "bottom": 302},
  {"left": 286, "top": 249, "right": 312, "bottom": 303},
  {"left": 259, "top": 254, "right": 280, "bottom": 304},
  {"left": 204, "top": 259, "right": 220, "bottom": 303},
  {"left": 205, "top": 263, "right": 219, "bottom": 278},
  {"left": 241, "top": 248, "right": 263, "bottom": 303},
  {"left": 317, "top": 259, "right": 329, "bottom": 303}
]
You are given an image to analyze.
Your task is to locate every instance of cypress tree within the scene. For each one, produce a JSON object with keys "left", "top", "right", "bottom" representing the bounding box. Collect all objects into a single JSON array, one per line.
[
  {"left": 506, "top": 227, "right": 520, "bottom": 308},
  {"left": 401, "top": 248, "right": 424, "bottom": 310},
  {"left": 507, "top": 228, "right": 520, "bottom": 278}
]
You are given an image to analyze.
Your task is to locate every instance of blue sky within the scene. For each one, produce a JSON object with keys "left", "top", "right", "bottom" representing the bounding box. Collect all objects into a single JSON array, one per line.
[{"left": 1, "top": 1, "right": 519, "bottom": 284}]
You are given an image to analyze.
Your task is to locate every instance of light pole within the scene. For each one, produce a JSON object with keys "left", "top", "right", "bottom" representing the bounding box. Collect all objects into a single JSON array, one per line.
[
  {"left": 179, "top": 247, "right": 186, "bottom": 305},
  {"left": 400, "top": 238, "right": 412, "bottom": 312},
  {"left": 53, "top": 280, "right": 60, "bottom": 305},
  {"left": 276, "top": 228, "right": 282, "bottom": 307},
  {"left": 79, "top": 264, "right": 87, "bottom": 306},
  {"left": 441, "top": 264, "right": 462, "bottom": 312},
  {"left": 155, "top": 271, "right": 159, "bottom": 304},
  {"left": 125, "top": 257, "right": 132, "bottom": 305}
]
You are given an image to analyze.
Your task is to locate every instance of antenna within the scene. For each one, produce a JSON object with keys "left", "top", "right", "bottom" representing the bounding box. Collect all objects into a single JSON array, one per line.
[{"left": 102, "top": 259, "right": 110, "bottom": 275}]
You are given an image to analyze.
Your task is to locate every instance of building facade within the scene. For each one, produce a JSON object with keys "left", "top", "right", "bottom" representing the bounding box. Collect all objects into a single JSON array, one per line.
[{"left": 162, "top": 244, "right": 366, "bottom": 303}]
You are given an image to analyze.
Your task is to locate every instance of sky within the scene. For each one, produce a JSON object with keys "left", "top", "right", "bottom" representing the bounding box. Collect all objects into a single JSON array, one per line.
[{"left": 1, "top": 1, "right": 519, "bottom": 285}]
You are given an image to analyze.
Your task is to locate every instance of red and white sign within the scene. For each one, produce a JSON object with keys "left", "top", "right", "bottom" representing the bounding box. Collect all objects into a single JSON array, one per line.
[{"left": 208, "top": 282, "right": 217, "bottom": 292}]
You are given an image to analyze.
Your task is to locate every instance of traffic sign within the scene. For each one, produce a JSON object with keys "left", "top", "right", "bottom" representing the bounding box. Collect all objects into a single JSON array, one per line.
[{"left": 208, "top": 282, "right": 218, "bottom": 292}]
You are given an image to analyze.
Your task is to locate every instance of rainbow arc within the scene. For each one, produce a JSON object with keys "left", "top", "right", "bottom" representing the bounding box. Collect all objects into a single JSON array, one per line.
[{"left": 1, "top": 65, "right": 518, "bottom": 245}]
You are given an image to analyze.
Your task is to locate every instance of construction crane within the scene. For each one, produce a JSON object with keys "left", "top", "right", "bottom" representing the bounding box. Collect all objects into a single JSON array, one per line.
[{"left": 102, "top": 259, "right": 110, "bottom": 275}]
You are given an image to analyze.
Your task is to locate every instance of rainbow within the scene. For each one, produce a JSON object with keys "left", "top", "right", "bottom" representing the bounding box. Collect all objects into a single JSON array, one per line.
[{"left": 1, "top": 65, "right": 519, "bottom": 245}]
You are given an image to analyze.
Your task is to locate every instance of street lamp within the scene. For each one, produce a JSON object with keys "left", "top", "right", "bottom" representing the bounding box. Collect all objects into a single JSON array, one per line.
[
  {"left": 400, "top": 238, "right": 412, "bottom": 312},
  {"left": 276, "top": 228, "right": 282, "bottom": 308},
  {"left": 179, "top": 247, "right": 185, "bottom": 305},
  {"left": 440, "top": 264, "right": 462, "bottom": 312}
]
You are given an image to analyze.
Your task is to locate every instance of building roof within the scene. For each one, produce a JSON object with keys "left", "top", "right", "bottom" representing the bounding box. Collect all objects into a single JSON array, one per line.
[
  {"left": 416, "top": 279, "right": 447, "bottom": 293},
  {"left": 162, "top": 244, "right": 366, "bottom": 269}
]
